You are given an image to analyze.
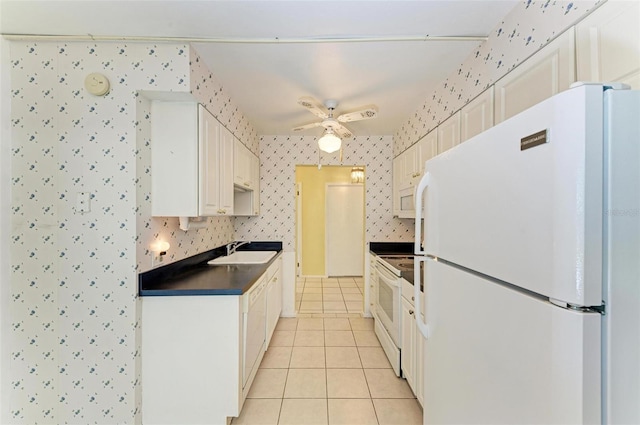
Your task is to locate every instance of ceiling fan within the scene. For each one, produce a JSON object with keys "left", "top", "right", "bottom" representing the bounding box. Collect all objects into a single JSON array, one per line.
[{"left": 292, "top": 97, "right": 379, "bottom": 153}]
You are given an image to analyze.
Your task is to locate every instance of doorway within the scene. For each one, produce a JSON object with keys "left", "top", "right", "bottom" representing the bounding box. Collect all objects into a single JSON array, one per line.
[{"left": 295, "top": 165, "right": 366, "bottom": 314}]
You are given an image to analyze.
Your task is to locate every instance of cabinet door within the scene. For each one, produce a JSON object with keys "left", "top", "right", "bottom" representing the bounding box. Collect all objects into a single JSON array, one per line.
[
  {"left": 219, "top": 126, "right": 235, "bottom": 214},
  {"left": 234, "top": 141, "right": 253, "bottom": 189},
  {"left": 437, "top": 112, "right": 461, "bottom": 154},
  {"left": 417, "top": 130, "right": 438, "bottom": 174},
  {"left": 401, "top": 297, "right": 416, "bottom": 392},
  {"left": 400, "top": 144, "right": 419, "bottom": 190},
  {"left": 251, "top": 153, "right": 260, "bottom": 215},
  {"left": 461, "top": 87, "right": 494, "bottom": 142},
  {"left": 392, "top": 156, "right": 402, "bottom": 217},
  {"left": 576, "top": 1, "right": 640, "bottom": 89},
  {"left": 495, "top": 28, "right": 575, "bottom": 124},
  {"left": 198, "top": 105, "right": 222, "bottom": 216},
  {"left": 415, "top": 316, "right": 424, "bottom": 406}
]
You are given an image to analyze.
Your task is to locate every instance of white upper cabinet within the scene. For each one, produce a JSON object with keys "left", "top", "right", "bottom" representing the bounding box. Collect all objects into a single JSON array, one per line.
[
  {"left": 400, "top": 143, "right": 420, "bottom": 190},
  {"left": 417, "top": 129, "right": 438, "bottom": 171},
  {"left": 460, "top": 87, "right": 494, "bottom": 142},
  {"left": 437, "top": 111, "right": 461, "bottom": 154},
  {"left": 234, "top": 140, "right": 253, "bottom": 190},
  {"left": 217, "top": 122, "right": 235, "bottom": 215},
  {"left": 494, "top": 28, "right": 575, "bottom": 124},
  {"left": 576, "top": 0, "right": 640, "bottom": 89},
  {"left": 151, "top": 101, "right": 233, "bottom": 217}
]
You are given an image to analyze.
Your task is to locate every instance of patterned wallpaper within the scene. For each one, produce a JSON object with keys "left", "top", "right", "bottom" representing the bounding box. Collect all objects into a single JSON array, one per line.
[
  {"left": 234, "top": 135, "right": 415, "bottom": 250},
  {"left": 393, "top": 0, "right": 602, "bottom": 155},
  {"left": 9, "top": 42, "right": 257, "bottom": 424}
]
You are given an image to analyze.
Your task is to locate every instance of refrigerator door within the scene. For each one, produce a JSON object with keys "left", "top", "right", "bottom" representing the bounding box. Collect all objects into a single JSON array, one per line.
[
  {"left": 603, "top": 89, "right": 640, "bottom": 424},
  {"left": 423, "top": 259, "right": 601, "bottom": 425},
  {"left": 423, "top": 84, "right": 606, "bottom": 307}
]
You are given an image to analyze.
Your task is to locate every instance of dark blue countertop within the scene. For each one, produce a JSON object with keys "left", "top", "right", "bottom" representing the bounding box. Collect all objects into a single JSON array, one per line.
[{"left": 139, "top": 241, "right": 283, "bottom": 296}]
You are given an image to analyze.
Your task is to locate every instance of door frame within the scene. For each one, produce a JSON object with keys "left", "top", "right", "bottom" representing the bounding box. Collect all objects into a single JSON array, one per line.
[{"left": 296, "top": 182, "right": 302, "bottom": 277}]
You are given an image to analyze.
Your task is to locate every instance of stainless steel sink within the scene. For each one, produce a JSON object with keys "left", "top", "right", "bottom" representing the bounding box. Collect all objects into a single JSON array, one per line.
[{"left": 207, "top": 251, "right": 277, "bottom": 265}]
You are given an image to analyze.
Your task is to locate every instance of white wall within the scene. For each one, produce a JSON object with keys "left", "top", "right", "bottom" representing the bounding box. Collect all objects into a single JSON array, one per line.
[{"left": 1, "top": 37, "right": 12, "bottom": 425}]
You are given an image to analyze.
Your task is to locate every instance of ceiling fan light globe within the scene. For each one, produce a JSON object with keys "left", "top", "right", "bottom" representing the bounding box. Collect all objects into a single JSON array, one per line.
[{"left": 318, "top": 132, "right": 342, "bottom": 153}]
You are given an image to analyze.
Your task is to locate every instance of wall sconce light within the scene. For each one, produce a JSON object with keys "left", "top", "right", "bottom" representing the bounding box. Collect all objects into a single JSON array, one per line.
[
  {"left": 149, "top": 240, "right": 170, "bottom": 266},
  {"left": 351, "top": 167, "right": 365, "bottom": 183}
]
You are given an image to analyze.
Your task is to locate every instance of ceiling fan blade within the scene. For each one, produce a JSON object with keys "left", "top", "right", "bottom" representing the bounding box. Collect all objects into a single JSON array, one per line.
[
  {"left": 337, "top": 105, "right": 379, "bottom": 123},
  {"left": 292, "top": 121, "right": 323, "bottom": 132},
  {"left": 298, "top": 96, "right": 328, "bottom": 119},
  {"left": 333, "top": 123, "right": 353, "bottom": 139}
]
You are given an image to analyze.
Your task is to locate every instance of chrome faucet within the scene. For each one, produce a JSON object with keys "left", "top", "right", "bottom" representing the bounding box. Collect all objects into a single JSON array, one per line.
[{"left": 226, "top": 241, "right": 249, "bottom": 256}]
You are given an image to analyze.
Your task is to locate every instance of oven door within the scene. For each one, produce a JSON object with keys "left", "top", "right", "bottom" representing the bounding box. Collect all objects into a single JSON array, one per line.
[{"left": 375, "top": 263, "right": 402, "bottom": 346}]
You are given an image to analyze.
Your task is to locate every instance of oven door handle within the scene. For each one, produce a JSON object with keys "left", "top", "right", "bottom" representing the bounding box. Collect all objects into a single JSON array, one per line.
[{"left": 376, "top": 266, "right": 400, "bottom": 287}]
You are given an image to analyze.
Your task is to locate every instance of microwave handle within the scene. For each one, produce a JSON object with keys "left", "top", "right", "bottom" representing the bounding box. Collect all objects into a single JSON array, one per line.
[{"left": 414, "top": 171, "right": 430, "bottom": 255}]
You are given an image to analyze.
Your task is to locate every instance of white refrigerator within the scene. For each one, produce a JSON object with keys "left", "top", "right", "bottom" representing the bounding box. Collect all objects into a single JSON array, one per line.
[{"left": 413, "top": 83, "right": 639, "bottom": 424}]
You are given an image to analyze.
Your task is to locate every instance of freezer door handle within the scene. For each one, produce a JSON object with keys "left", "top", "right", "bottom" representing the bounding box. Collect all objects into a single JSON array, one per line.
[
  {"left": 414, "top": 256, "right": 429, "bottom": 339},
  {"left": 414, "top": 171, "right": 430, "bottom": 255}
]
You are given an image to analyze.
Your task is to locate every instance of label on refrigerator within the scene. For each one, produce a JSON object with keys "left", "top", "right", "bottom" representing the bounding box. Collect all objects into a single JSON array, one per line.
[{"left": 520, "top": 129, "right": 548, "bottom": 151}]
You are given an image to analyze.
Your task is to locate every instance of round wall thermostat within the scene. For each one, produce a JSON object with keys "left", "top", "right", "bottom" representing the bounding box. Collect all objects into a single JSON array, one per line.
[{"left": 84, "top": 73, "right": 110, "bottom": 96}]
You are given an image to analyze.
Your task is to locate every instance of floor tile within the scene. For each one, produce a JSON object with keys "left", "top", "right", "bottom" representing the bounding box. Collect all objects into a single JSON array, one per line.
[
  {"left": 275, "top": 318, "right": 298, "bottom": 331},
  {"left": 363, "top": 368, "right": 415, "bottom": 398},
  {"left": 339, "top": 282, "right": 357, "bottom": 288},
  {"left": 338, "top": 277, "right": 356, "bottom": 284},
  {"left": 297, "top": 317, "right": 324, "bottom": 330},
  {"left": 343, "top": 292, "right": 363, "bottom": 301},
  {"left": 323, "top": 318, "right": 351, "bottom": 331},
  {"left": 322, "top": 293, "right": 344, "bottom": 301},
  {"left": 325, "top": 346, "right": 362, "bottom": 368},
  {"left": 313, "top": 313, "right": 336, "bottom": 318},
  {"left": 353, "top": 330, "right": 381, "bottom": 347},
  {"left": 323, "top": 301, "right": 347, "bottom": 312},
  {"left": 323, "top": 277, "right": 340, "bottom": 283},
  {"left": 284, "top": 368, "right": 327, "bottom": 398},
  {"left": 247, "top": 368, "right": 288, "bottom": 398},
  {"left": 373, "top": 398, "right": 423, "bottom": 425},
  {"left": 299, "top": 301, "right": 323, "bottom": 313},
  {"left": 269, "top": 330, "right": 295, "bottom": 347},
  {"left": 325, "top": 330, "right": 356, "bottom": 346},
  {"left": 358, "top": 347, "right": 392, "bottom": 369},
  {"left": 303, "top": 293, "right": 323, "bottom": 301},
  {"left": 231, "top": 398, "right": 281, "bottom": 425},
  {"left": 327, "top": 368, "right": 370, "bottom": 398},
  {"left": 306, "top": 281, "right": 322, "bottom": 287},
  {"left": 306, "top": 277, "right": 322, "bottom": 283},
  {"left": 322, "top": 287, "right": 342, "bottom": 294},
  {"left": 294, "top": 330, "right": 325, "bottom": 346},
  {"left": 346, "top": 301, "right": 363, "bottom": 313},
  {"left": 260, "top": 346, "right": 292, "bottom": 368},
  {"left": 289, "top": 346, "right": 326, "bottom": 368},
  {"left": 304, "top": 287, "right": 323, "bottom": 294},
  {"left": 349, "top": 318, "right": 374, "bottom": 330},
  {"left": 279, "top": 399, "right": 328, "bottom": 425},
  {"left": 322, "top": 281, "right": 340, "bottom": 288},
  {"left": 327, "top": 399, "right": 378, "bottom": 425},
  {"left": 341, "top": 287, "right": 361, "bottom": 294}
]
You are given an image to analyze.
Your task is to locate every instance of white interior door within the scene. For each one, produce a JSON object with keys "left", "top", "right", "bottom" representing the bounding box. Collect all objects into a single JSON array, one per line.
[{"left": 326, "top": 184, "right": 364, "bottom": 277}]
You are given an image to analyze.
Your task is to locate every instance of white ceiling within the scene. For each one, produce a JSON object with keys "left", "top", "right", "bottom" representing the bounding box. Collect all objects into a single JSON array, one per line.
[{"left": 1, "top": 0, "right": 518, "bottom": 137}]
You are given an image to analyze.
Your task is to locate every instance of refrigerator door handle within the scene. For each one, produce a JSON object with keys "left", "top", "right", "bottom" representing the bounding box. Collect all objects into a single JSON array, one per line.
[
  {"left": 414, "top": 256, "right": 429, "bottom": 339},
  {"left": 414, "top": 171, "right": 430, "bottom": 255}
]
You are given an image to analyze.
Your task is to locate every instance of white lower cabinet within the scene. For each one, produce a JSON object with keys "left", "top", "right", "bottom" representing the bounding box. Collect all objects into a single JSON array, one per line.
[
  {"left": 142, "top": 256, "right": 283, "bottom": 425},
  {"left": 266, "top": 256, "right": 283, "bottom": 347},
  {"left": 401, "top": 279, "right": 425, "bottom": 407}
]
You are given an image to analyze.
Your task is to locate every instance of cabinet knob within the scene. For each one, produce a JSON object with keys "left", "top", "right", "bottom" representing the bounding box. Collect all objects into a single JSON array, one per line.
[{"left": 409, "top": 310, "right": 414, "bottom": 315}]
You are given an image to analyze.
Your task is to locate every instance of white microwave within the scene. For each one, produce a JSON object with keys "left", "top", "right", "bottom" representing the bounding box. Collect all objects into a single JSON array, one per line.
[{"left": 398, "top": 186, "right": 415, "bottom": 218}]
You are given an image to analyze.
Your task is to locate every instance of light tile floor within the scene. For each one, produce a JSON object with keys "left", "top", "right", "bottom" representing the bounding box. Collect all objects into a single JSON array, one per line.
[
  {"left": 296, "top": 277, "right": 365, "bottom": 314},
  {"left": 232, "top": 316, "right": 423, "bottom": 425}
]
